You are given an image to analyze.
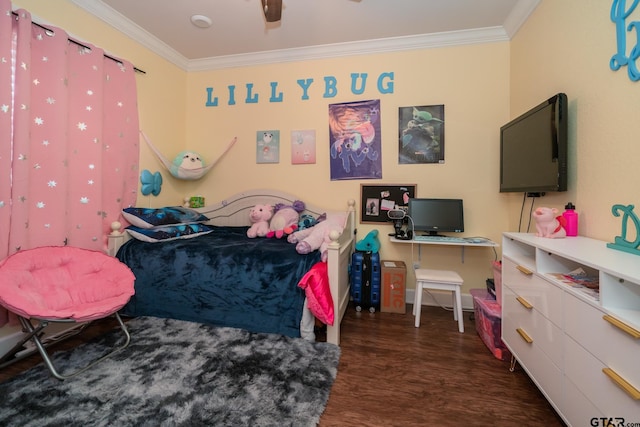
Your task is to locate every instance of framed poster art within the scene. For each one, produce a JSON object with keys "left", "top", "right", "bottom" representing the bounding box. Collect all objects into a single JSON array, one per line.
[
  {"left": 360, "top": 184, "right": 416, "bottom": 224},
  {"left": 398, "top": 104, "right": 445, "bottom": 164},
  {"left": 329, "top": 99, "right": 382, "bottom": 180}
]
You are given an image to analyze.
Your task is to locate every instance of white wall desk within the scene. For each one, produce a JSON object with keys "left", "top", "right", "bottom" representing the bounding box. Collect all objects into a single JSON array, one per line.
[{"left": 389, "top": 236, "right": 498, "bottom": 263}]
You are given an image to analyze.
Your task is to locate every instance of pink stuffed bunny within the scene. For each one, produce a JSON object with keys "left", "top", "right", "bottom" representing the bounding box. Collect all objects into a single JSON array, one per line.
[{"left": 247, "top": 204, "right": 273, "bottom": 238}]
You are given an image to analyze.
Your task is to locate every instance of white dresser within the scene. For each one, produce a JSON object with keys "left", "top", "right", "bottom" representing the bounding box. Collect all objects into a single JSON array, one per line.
[{"left": 502, "top": 232, "right": 640, "bottom": 426}]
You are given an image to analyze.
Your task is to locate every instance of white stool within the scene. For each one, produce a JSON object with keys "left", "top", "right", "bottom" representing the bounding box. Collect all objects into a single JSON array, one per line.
[{"left": 413, "top": 269, "right": 464, "bottom": 333}]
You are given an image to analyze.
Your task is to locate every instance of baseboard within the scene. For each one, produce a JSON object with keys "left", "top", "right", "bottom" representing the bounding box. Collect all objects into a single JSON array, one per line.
[{"left": 406, "top": 289, "right": 475, "bottom": 311}]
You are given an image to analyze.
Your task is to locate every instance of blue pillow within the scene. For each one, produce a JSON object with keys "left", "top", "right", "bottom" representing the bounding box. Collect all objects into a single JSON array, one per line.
[
  {"left": 126, "top": 223, "right": 215, "bottom": 243},
  {"left": 122, "top": 206, "right": 209, "bottom": 229}
]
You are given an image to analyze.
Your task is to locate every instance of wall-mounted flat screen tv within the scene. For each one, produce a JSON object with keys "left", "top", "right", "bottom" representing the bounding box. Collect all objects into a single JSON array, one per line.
[{"left": 500, "top": 93, "right": 568, "bottom": 193}]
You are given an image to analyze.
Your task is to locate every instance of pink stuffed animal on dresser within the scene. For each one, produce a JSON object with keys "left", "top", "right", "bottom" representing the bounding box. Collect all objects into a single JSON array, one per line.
[{"left": 533, "top": 207, "right": 567, "bottom": 238}]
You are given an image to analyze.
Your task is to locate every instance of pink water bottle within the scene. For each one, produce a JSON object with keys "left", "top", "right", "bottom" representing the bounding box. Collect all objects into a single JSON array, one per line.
[{"left": 563, "top": 202, "right": 578, "bottom": 236}]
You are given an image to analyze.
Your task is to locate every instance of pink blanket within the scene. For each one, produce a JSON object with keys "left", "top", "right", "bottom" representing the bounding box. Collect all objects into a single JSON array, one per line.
[{"left": 298, "top": 261, "right": 334, "bottom": 325}]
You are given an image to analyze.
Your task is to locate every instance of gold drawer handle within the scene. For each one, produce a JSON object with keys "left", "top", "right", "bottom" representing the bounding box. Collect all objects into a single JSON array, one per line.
[
  {"left": 516, "top": 296, "right": 533, "bottom": 310},
  {"left": 602, "top": 367, "right": 640, "bottom": 400},
  {"left": 516, "top": 265, "right": 533, "bottom": 275},
  {"left": 516, "top": 328, "right": 533, "bottom": 343},
  {"left": 603, "top": 315, "right": 640, "bottom": 339}
]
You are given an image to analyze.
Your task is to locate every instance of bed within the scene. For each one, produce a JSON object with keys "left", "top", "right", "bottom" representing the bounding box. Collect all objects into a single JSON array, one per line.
[{"left": 107, "top": 190, "right": 356, "bottom": 346}]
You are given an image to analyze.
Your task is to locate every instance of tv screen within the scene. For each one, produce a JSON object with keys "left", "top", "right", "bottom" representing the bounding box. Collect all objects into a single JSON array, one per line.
[
  {"left": 408, "top": 198, "right": 464, "bottom": 236},
  {"left": 500, "top": 93, "right": 568, "bottom": 193}
]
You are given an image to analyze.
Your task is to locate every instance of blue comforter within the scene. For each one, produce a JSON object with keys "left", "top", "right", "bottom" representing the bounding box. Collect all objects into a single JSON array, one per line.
[{"left": 116, "top": 226, "right": 321, "bottom": 337}]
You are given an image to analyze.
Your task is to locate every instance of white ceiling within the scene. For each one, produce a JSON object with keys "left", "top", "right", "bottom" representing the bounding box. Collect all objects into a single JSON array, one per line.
[{"left": 70, "top": 0, "right": 540, "bottom": 72}]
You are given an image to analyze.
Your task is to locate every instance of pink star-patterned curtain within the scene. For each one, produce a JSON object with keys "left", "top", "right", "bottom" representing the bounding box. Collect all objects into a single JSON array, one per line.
[{"left": 0, "top": 1, "right": 140, "bottom": 326}]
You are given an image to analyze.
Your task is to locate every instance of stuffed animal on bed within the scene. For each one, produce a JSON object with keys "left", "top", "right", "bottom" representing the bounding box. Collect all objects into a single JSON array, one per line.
[
  {"left": 287, "top": 212, "right": 347, "bottom": 262},
  {"left": 298, "top": 213, "right": 324, "bottom": 231},
  {"left": 533, "top": 207, "right": 567, "bottom": 238},
  {"left": 247, "top": 204, "right": 274, "bottom": 238},
  {"left": 266, "top": 200, "right": 306, "bottom": 238}
]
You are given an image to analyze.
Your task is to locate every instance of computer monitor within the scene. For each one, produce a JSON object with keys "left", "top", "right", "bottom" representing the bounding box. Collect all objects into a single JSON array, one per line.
[{"left": 407, "top": 198, "right": 464, "bottom": 236}]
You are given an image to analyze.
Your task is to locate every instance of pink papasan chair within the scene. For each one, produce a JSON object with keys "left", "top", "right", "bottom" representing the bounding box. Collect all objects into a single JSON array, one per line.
[{"left": 0, "top": 246, "right": 135, "bottom": 380}]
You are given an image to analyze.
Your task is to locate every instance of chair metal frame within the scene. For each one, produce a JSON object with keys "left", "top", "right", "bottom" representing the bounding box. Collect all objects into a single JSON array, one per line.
[
  {"left": 0, "top": 312, "right": 130, "bottom": 380},
  {"left": 0, "top": 246, "right": 135, "bottom": 380}
]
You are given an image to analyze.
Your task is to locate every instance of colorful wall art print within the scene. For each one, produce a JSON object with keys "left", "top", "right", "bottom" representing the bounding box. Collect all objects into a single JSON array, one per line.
[
  {"left": 291, "top": 130, "right": 316, "bottom": 164},
  {"left": 398, "top": 105, "right": 445, "bottom": 164},
  {"left": 256, "top": 130, "right": 280, "bottom": 164},
  {"left": 329, "top": 99, "right": 382, "bottom": 180}
]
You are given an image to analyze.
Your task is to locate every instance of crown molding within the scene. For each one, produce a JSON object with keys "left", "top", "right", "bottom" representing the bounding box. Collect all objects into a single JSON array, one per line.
[
  {"left": 187, "top": 27, "right": 509, "bottom": 72},
  {"left": 503, "top": 0, "right": 540, "bottom": 38},
  {"left": 70, "top": 0, "right": 190, "bottom": 70},
  {"left": 72, "top": 0, "right": 532, "bottom": 73}
]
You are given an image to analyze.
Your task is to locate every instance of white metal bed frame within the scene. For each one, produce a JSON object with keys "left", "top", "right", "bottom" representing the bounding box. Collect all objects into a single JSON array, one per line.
[{"left": 107, "top": 189, "right": 356, "bottom": 346}]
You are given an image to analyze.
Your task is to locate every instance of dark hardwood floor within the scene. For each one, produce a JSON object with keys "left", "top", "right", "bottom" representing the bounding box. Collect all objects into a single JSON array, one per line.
[
  {"left": 320, "top": 304, "right": 565, "bottom": 427},
  {"left": 0, "top": 305, "right": 565, "bottom": 426}
]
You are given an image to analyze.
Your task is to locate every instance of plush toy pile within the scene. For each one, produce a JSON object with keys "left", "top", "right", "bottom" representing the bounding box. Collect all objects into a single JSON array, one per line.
[
  {"left": 288, "top": 212, "right": 347, "bottom": 262},
  {"left": 247, "top": 200, "right": 306, "bottom": 239},
  {"left": 246, "top": 202, "right": 347, "bottom": 262}
]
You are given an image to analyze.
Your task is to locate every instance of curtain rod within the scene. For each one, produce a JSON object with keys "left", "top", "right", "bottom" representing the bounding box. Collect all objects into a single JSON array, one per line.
[{"left": 11, "top": 11, "right": 146, "bottom": 74}]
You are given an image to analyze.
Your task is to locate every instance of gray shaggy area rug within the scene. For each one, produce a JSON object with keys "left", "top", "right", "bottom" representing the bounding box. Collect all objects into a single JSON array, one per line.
[{"left": 0, "top": 316, "right": 340, "bottom": 427}]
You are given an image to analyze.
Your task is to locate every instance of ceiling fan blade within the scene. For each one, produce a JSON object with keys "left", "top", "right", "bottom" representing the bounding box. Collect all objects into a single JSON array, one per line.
[{"left": 262, "top": 0, "right": 282, "bottom": 22}]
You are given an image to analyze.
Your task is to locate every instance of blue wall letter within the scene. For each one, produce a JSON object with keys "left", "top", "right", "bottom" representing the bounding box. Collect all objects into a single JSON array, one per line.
[
  {"left": 245, "top": 83, "right": 259, "bottom": 104},
  {"left": 227, "top": 85, "right": 236, "bottom": 105},
  {"left": 378, "top": 72, "right": 395, "bottom": 94},
  {"left": 205, "top": 87, "right": 218, "bottom": 106},
  {"left": 610, "top": 0, "right": 640, "bottom": 81},
  {"left": 350, "top": 73, "right": 368, "bottom": 95},
  {"left": 269, "top": 82, "right": 284, "bottom": 102},
  {"left": 297, "top": 78, "right": 314, "bottom": 100},
  {"left": 323, "top": 76, "right": 338, "bottom": 98}
]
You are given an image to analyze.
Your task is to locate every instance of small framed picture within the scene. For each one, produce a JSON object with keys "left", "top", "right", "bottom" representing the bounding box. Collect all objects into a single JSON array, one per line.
[
  {"left": 291, "top": 130, "right": 316, "bottom": 164},
  {"left": 256, "top": 130, "right": 280, "bottom": 164}
]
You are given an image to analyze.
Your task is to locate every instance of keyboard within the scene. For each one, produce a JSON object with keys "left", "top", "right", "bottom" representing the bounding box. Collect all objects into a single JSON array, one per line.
[{"left": 413, "top": 235, "right": 468, "bottom": 243}]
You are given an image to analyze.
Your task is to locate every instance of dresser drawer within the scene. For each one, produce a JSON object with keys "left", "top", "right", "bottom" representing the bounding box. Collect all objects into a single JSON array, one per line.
[
  {"left": 502, "top": 284, "right": 563, "bottom": 368},
  {"left": 563, "top": 377, "right": 602, "bottom": 427},
  {"left": 564, "top": 293, "right": 640, "bottom": 388},
  {"left": 502, "top": 258, "right": 563, "bottom": 327},
  {"left": 502, "top": 307, "right": 563, "bottom": 409},
  {"left": 564, "top": 335, "right": 640, "bottom": 419},
  {"left": 503, "top": 256, "right": 534, "bottom": 289}
]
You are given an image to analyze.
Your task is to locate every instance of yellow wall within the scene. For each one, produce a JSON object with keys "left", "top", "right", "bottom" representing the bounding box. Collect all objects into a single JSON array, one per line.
[
  {"left": 21, "top": 0, "right": 608, "bottom": 295},
  {"left": 13, "top": 0, "right": 190, "bottom": 209},
  {"left": 510, "top": 0, "right": 640, "bottom": 242},
  {"left": 184, "top": 45, "right": 511, "bottom": 290}
]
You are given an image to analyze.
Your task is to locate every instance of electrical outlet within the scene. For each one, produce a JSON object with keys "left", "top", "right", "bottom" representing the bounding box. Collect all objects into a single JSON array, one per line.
[{"left": 413, "top": 262, "right": 420, "bottom": 270}]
